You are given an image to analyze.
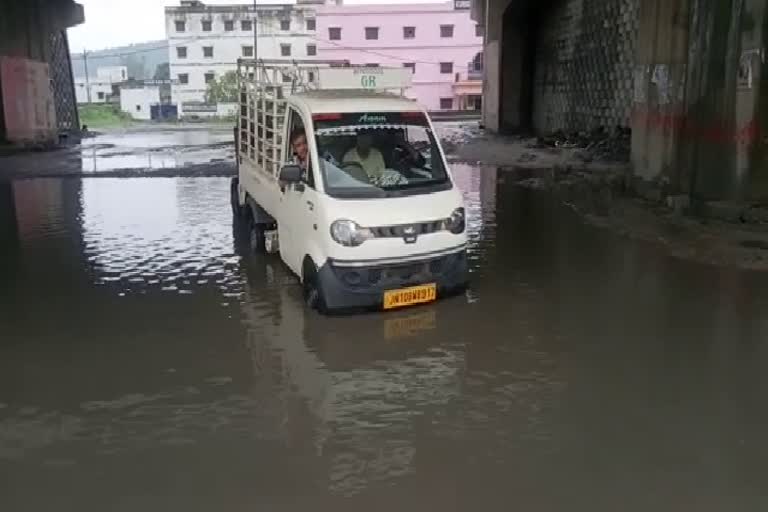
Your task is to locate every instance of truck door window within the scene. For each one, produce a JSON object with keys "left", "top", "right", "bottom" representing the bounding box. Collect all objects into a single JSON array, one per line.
[{"left": 287, "top": 109, "right": 315, "bottom": 189}]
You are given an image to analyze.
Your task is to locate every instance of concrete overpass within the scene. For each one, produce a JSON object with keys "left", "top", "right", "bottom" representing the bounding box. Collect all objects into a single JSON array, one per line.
[
  {"left": 0, "top": 0, "right": 84, "bottom": 145},
  {"left": 472, "top": 0, "right": 767, "bottom": 203}
]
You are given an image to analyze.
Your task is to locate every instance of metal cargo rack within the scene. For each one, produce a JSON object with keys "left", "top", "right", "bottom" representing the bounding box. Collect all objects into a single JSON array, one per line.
[{"left": 236, "top": 59, "right": 349, "bottom": 177}]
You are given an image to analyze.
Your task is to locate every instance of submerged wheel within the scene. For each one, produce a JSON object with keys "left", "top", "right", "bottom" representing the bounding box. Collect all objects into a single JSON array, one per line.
[
  {"left": 302, "top": 261, "right": 327, "bottom": 314},
  {"left": 230, "top": 177, "right": 244, "bottom": 219},
  {"left": 249, "top": 220, "right": 266, "bottom": 254}
]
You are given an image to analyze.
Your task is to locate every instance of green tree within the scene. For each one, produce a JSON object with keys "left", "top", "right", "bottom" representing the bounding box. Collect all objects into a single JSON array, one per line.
[{"left": 205, "top": 71, "right": 238, "bottom": 104}]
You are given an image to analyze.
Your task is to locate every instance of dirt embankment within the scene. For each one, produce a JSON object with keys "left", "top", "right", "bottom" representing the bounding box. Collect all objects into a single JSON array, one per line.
[{"left": 443, "top": 125, "right": 768, "bottom": 271}]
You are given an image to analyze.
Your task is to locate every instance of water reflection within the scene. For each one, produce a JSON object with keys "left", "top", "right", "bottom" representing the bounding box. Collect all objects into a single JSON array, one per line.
[{"left": 79, "top": 178, "right": 242, "bottom": 296}]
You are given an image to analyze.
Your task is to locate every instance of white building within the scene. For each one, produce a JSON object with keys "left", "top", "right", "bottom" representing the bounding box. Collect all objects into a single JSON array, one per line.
[
  {"left": 96, "top": 66, "right": 128, "bottom": 83},
  {"left": 120, "top": 85, "right": 162, "bottom": 121},
  {"left": 166, "top": 0, "right": 325, "bottom": 115},
  {"left": 74, "top": 65, "right": 128, "bottom": 104},
  {"left": 75, "top": 80, "right": 113, "bottom": 104}
]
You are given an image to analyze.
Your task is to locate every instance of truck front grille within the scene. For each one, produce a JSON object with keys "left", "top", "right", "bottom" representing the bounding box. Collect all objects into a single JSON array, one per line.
[{"left": 370, "top": 221, "right": 444, "bottom": 239}]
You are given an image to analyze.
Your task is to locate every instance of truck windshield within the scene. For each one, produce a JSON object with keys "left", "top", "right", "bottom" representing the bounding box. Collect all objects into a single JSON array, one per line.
[{"left": 312, "top": 112, "right": 451, "bottom": 199}]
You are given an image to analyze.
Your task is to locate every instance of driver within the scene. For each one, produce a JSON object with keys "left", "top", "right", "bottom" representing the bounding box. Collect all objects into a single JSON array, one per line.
[
  {"left": 342, "top": 130, "right": 386, "bottom": 181},
  {"left": 290, "top": 127, "right": 310, "bottom": 178}
]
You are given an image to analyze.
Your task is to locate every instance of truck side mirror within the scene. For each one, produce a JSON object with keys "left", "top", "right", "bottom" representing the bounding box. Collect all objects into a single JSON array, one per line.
[{"left": 279, "top": 164, "right": 303, "bottom": 184}]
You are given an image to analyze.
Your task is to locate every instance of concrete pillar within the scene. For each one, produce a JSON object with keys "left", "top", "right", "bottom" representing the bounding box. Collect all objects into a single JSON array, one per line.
[
  {"left": 676, "top": 0, "right": 767, "bottom": 202},
  {"left": 743, "top": 0, "right": 767, "bottom": 201},
  {"left": 0, "top": 0, "right": 84, "bottom": 143},
  {"left": 0, "top": 181, "right": 18, "bottom": 263},
  {"left": 478, "top": 0, "right": 514, "bottom": 132},
  {"left": 630, "top": 0, "right": 689, "bottom": 187},
  {"left": 499, "top": 18, "right": 525, "bottom": 131}
]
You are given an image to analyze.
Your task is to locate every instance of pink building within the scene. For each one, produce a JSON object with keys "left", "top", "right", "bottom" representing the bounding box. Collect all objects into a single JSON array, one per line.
[{"left": 316, "top": 1, "right": 483, "bottom": 112}]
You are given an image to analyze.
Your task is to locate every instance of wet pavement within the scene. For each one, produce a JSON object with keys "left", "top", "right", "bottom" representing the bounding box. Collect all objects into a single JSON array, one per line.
[
  {"left": 0, "top": 123, "right": 474, "bottom": 180},
  {"left": 2, "top": 166, "right": 768, "bottom": 511},
  {"left": 0, "top": 126, "right": 235, "bottom": 179}
]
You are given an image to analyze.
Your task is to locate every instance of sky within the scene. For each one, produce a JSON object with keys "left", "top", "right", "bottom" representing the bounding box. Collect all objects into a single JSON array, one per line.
[{"left": 68, "top": 0, "right": 447, "bottom": 53}]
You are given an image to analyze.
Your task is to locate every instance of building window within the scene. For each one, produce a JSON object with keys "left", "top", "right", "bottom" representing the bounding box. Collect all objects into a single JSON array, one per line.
[
  {"left": 403, "top": 62, "right": 415, "bottom": 73},
  {"left": 306, "top": 18, "right": 316, "bottom": 31},
  {"left": 175, "top": 20, "right": 185, "bottom": 32},
  {"left": 176, "top": 46, "right": 187, "bottom": 59},
  {"left": 329, "top": 27, "right": 341, "bottom": 40},
  {"left": 203, "top": 46, "right": 214, "bottom": 58},
  {"left": 308, "top": 71, "right": 315, "bottom": 82},
  {"left": 202, "top": 20, "right": 212, "bottom": 32},
  {"left": 97, "top": 92, "right": 105, "bottom": 100},
  {"left": 242, "top": 20, "right": 253, "bottom": 31},
  {"left": 306, "top": 44, "right": 316, "bottom": 56},
  {"left": 136, "top": 105, "right": 141, "bottom": 112},
  {"left": 440, "top": 62, "right": 453, "bottom": 74},
  {"left": 205, "top": 72, "right": 215, "bottom": 84},
  {"left": 475, "top": 24, "right": 484, "bottom": 37},
  {"left": 242, "top": 45, "right": 254, "bottom": 57},
  {"left": 403, "top": 26, "right": 415, "bottom": 39},
  {"left": 178, "top": 73, "right": 189, "bottom": 85},
  {"left": 224, "top": 20, "right": 234, "bottom": 31},
  {"left": 440, "top": 24, "right": 454, "bottom": 38},
  {"left": 440, "top": 98, "right": 453, "bottom": 110},
  {"left": 282, "top": 73, "right": 293, "bottom": 83},
  {"left": 281, "top": 44, "right": 291, "bottom": 57},
  {"left": 365, "top": 27, "right": 379, "bottom": 40},
  {"left": 280, "top": 19, "right": 290, "bottom": 31}
]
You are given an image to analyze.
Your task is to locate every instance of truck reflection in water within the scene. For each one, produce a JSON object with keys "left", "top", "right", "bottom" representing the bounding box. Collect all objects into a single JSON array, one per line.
[{"left": 236, "top": 238, "right": 462, "bottom": 495}]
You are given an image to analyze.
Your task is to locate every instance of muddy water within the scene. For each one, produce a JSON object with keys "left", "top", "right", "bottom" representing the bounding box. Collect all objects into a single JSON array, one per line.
[{"left": 1, "top": 166, "right": 768, "bottom": 511}]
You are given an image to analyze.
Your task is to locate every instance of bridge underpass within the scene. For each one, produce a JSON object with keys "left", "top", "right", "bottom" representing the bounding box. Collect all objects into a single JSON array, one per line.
[{"left": 472, "top": 0, "right": 768, "bottom": 204}]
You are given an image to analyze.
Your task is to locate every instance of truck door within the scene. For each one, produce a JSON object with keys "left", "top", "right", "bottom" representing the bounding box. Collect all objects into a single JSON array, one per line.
[{"left": 278, "top": 107, "right": 319, "bottom": 277}]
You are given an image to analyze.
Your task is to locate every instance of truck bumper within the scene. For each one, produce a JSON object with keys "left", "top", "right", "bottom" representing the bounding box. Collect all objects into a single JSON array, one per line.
[{"left": 316, "top": 247, "right": 469, "bottom": 311}]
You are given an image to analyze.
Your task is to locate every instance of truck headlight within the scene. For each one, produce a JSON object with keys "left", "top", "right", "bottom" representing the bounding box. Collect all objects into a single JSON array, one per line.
[
  {"left": 443, "top": 207, "right": 466, "bottom": 234},
  {"left": 330, "top": 219, "right": 373, "bottom": 247}
]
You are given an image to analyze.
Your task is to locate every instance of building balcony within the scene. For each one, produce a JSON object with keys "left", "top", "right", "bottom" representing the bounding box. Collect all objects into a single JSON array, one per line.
[{"left": 467, "top": 69, "right": 483, "bottom": 80}]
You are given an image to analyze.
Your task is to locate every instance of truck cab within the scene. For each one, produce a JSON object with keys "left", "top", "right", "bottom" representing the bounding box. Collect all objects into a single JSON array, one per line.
[{"left": 233, "top": 62, "right": 468, "bottom": 313}]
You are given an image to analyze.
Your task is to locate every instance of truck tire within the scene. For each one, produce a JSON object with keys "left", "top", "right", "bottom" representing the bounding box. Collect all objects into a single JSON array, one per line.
[
  {"left": 249, "top": 220, "right": 266, "bottom": 254},
  {"left": 302, "top": 260, "right": 327, "bottom": 314},
  {"left": 230, "top": 177, "right": 244, "bottom": 219}
]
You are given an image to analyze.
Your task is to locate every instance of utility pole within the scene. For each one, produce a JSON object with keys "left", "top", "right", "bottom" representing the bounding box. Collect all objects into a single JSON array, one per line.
[
  {"left": 83, "top": 49, "right": 92, "bottom": 103},
  {"left": 253, "top": 0, "right": 258, "bottom": 61}
]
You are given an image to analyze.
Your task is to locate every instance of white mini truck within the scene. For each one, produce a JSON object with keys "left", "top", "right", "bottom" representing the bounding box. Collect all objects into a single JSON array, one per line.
[{"left": 232, "top": 61, "right": 468, "bottom": 312}]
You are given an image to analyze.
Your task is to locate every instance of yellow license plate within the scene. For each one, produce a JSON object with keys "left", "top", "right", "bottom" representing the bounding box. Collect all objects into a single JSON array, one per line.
[{"left": 383, "top": 283, "right": 437, "bottom": 310}]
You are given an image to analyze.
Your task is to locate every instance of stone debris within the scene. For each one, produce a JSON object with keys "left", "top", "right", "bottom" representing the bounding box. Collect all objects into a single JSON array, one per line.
[{"left": 530, "top": 126, "right": 631, "bottom": 163}]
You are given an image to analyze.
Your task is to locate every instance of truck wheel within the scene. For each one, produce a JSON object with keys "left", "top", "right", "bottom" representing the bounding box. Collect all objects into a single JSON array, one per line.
[
  {"left": 249, "top": 221, "right": 266, "bottom": 253},
  {"left": 302, "top": 262, "right": 327, "bottom": 314},
  {"left": 230, "top": 177, "right": 243, "bottom": 219}
]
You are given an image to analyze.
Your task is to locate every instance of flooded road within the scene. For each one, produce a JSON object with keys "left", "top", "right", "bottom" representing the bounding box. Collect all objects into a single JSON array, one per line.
[
  {"left": 1, "top": 166, "right": 768, "bottom": 511},
  {"left": 79, "top": 129, "right": 234, "bottom": 173}
]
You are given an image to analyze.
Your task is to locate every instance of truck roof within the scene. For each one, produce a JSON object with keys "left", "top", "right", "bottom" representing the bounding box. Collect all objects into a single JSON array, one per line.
[{"left": 289, "top": 90, "right": 423, "bottom": 115}]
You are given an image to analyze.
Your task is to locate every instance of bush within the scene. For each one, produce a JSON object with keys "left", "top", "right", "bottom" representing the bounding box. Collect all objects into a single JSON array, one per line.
[{"left": 78, "top": 104, "right": 133, "bottom": 129}]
